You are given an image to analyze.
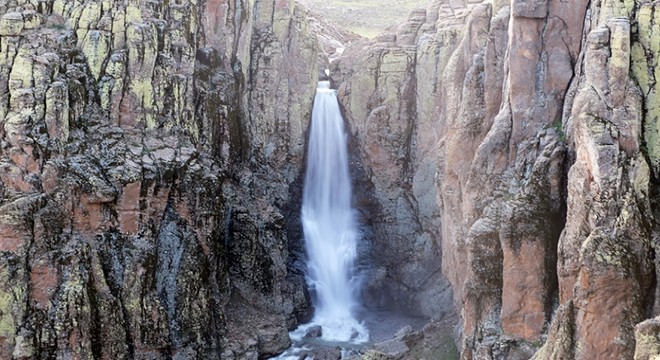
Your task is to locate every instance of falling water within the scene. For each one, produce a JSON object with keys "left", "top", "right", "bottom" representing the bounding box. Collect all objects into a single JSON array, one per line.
[{"left": 300, "top": 80, "right": 368, "bottom": 343}]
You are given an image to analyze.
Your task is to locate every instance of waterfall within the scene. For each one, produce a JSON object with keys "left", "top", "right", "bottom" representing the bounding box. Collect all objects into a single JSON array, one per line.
[{"left": 301, "top": 80, "right": 368, "bottom": 343}]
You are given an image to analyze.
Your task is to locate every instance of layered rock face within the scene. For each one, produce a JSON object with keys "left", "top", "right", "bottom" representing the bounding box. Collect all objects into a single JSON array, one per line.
[
  {"left": 0, "top": 0, "right": 320, "bottom": 358},
  {"left": 2, "top": 0, "right": 660, "bottom": 358},
  {"left": 333, "top": 0, "right": 660, "bottom": 359}
]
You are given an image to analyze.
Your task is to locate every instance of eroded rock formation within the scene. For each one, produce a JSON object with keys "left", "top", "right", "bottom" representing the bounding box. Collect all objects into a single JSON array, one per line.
[
  {"left": 1, "top": 0, "right": 660, "bottom": 359},
  {"left": 0, "top": 0, "right": 320, "bottom": 358},
  {"left": 333, "top": 0, "right": 660, "bottom": 359}
]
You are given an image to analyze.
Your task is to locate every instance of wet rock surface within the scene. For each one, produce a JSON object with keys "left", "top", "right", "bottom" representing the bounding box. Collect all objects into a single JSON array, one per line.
[
  {"left": 304, "top": 325, "right": 323, "bottom": 338},
  {"left": 363, "top": 318, "right": 459, "bottom": 360},
  {"left": 300, "top": 346, "right": 342, "bottom": 360}
]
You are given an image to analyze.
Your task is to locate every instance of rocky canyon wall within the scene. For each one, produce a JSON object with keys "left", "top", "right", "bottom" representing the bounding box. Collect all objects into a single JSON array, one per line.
[
  {"left": 0, "top": 0, "right": 321, "bottom": 358},
  {"left": 2, "top": 0, "right": 660, "bottom": 358},
  {"left": 333, "top": 0, "right": 660, "bottom": 359}
]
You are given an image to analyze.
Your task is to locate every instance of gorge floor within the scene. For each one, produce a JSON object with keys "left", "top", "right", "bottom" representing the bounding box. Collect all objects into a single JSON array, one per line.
[{"left": 273, "top": 308, "right": 459, "bottom": 359}]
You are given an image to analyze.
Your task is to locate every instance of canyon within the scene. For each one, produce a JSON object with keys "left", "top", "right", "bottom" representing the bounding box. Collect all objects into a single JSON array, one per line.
[{"left": 0, "top": 0, "right": 658, "bottom": 359}]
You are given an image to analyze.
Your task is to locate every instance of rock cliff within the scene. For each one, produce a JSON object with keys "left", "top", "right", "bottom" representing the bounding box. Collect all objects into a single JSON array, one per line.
[
  {"left": 0, "top": 0, "right": 320, "bottom": 358},
  {"left": 2, "top": 0, "right": 660, "bottom": 359},
  {"left": 333, "top": 0, "right": 660, "bottom": 359}
]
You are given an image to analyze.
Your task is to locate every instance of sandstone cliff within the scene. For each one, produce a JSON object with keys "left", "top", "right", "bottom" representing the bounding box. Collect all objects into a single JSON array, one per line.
[
  {"left": 333, "top": 0, "right": 660, "bottom": 359},
  {"left": 0, "top": 0, "right": 320, "bottom": 358}
]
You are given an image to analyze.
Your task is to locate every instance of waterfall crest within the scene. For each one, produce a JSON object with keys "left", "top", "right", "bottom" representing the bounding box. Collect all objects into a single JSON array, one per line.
[{"left": 301, "top": 80, "right": 368, "bottom": 343}]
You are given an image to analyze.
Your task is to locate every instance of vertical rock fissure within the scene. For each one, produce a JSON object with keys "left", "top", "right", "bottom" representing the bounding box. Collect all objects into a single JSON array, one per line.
[
  {"left": 84, "top": 256, "right": 103, "bottom": 360},
  {"left": 155, "top": 208, "right": 184, "bottom": 347},
  {"left": 640, "top": 98, "right": 660, "bottom": 318},
  {"left": 97, "top": 232, "right": 137, "bottom": 358}
]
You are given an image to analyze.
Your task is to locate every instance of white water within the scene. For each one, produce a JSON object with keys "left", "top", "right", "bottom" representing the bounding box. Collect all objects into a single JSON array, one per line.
[{"left": 299, "top": 80, "right": 368, "bottom": 343}]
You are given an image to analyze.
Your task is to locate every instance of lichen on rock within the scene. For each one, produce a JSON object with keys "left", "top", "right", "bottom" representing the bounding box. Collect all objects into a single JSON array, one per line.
[
  {"left": 0, "top": 0, "right": 320, "bottom": 358},
  {"left": 2, "top": 0, "right": 660, "bottom": 359},
  {"left": 332, "top": 0, "right": 659, "bottom": 359}
]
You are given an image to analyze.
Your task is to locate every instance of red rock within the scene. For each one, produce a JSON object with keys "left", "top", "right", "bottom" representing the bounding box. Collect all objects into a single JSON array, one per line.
[
  {"left": 30, "top": 262, "right": 58, "bottom": 309},
  {"left": 501, "top": 241, "right": 546, "bottom": 341},
  {"left": 0, "top": 163, "right": 33, "bottom": 193},
  {"left": 71, "top": 195, "right": 108, "bottom": 234},
  {"left": 40, "top": 163, "right": 60, "bottom": 194},
  {"left": 117, "top": 181, "right": 141, "bottom": 234},
  {"left": 145, "top": 183, "right": 170, "bottom": 230},
  {"left": 574, "top": 268, "right": 637, "bottom": 360},
  {"left": 0, "top": 223, "right": 25, "bottom": 252}
]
